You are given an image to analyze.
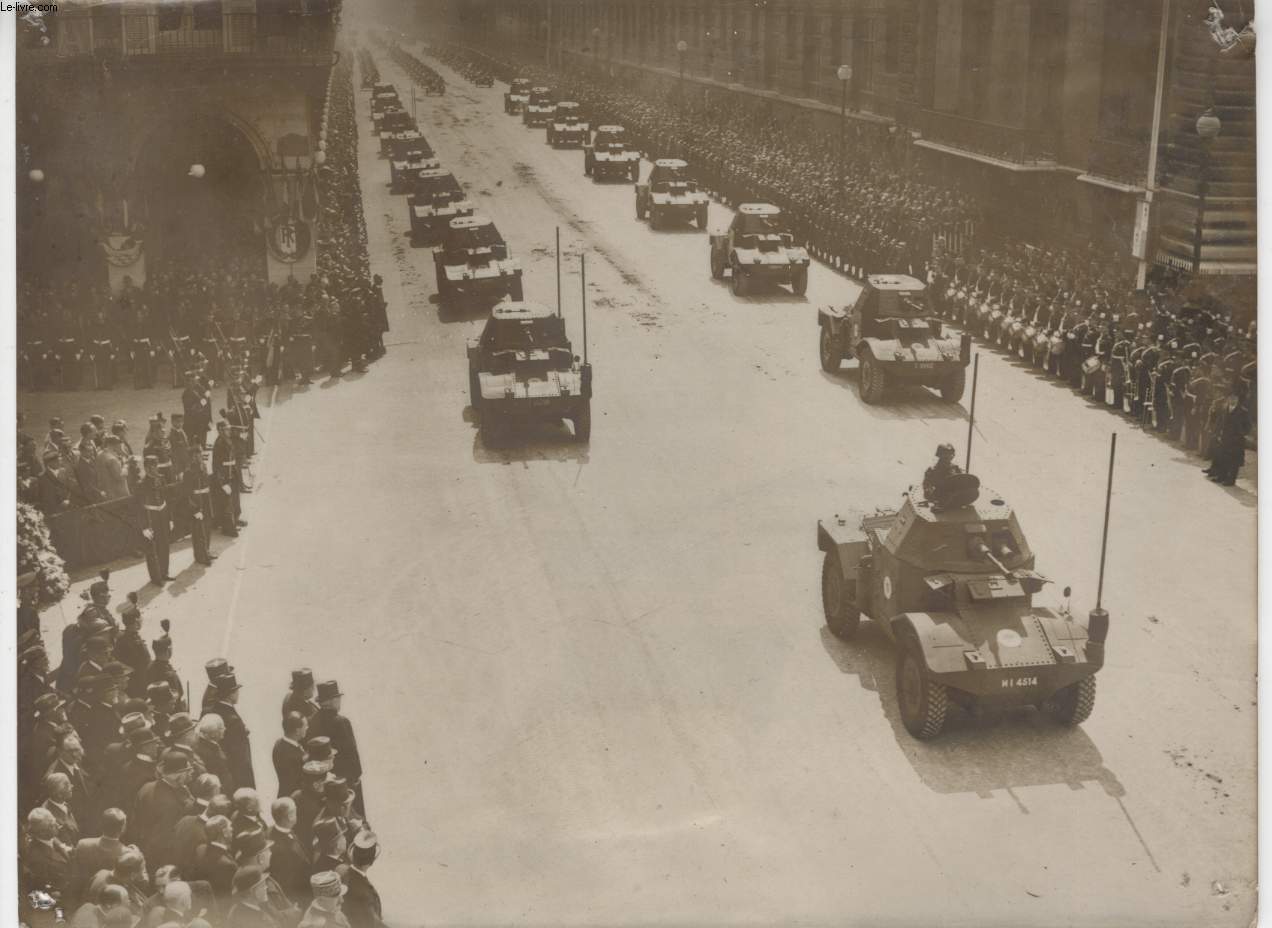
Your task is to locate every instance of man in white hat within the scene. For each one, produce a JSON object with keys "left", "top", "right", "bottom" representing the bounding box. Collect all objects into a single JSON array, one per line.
[{"left": 298, "top": 871, "right": 350, "bottom": 928}]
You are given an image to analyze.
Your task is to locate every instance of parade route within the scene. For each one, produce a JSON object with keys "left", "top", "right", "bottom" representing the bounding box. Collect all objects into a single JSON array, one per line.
[{"left": 30, "top": 43, "right": 1257, "bottom": 928}]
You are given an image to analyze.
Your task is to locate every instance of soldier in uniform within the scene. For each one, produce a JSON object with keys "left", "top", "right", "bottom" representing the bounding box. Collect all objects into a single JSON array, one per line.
[
  {"left": 183, "top": 372, "right": 212, "bottom": 451},
  {"left": 184, "top": 448, "right": 216, "bottom": 567},
  {"left": 922, "top": 443, "right": 963, "bottom": 503},
  {"left": 1152, "top": 345, "right": 1176, "bottom": 433},
  {"left": 1169, "top": 350, "right": 1193, "bottom": 442},
  {"left": 1183, "top": 362, "right": 1211, "bottom": 451},
  {"left": 147, "top": 625, "right": 187, "bottom": 714},
  {"left": 141, "top": 456, "right": 175, "bottom": 587},
  {"left": 113, "top": 597, "right": 151, "bottom": 700},
  {"left": 212, "top": 421, "right": 244, "bottom": 537}
]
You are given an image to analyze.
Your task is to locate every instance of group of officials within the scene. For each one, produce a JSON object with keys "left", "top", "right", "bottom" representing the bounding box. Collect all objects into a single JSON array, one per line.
[
  {"left": 930, "top": 246, "right": 1256, "bottom": 486},
  {"left": 17, "top": 570, "right": 386, "bottom": 927}
]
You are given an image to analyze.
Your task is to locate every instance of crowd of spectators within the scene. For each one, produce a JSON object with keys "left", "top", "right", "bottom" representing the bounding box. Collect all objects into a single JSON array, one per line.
[{"left": 17, "top": 570, "right": 387, "bottom": 927}]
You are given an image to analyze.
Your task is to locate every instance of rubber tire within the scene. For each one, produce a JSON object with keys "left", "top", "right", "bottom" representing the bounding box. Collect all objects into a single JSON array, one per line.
[
  {"left": 468, "top": 368, "right": 481, "bottom": 411},
  {"left": 939, "top": 367, "right": 967, "bottom": 403},
  {"left": 897, "top": 644, "right": 949, "bottom": 740},
  {"left": 821, "top": 552, "right": 861, "bottom": 639},
  {"left": 710, "top": 250, "right": 724, "bottom": 280},
  {"left": 859, "top": 355, "right": 886, "bottom": 404},
  {"left": 585, "top": 157, "right": 593, "bottom": 177},
  {"left": 573, "top": 402, "right": 591, "bottom": 442},
  {"left": 697, "top": 205, "right": 709, "bottom": 230},
  {"left": 651, "top": 208, "right": 663, "bottom": 231},
  {"left": 791, "top": 266, "right": 809, "bottom": 296},
  {"left": 819, "top": 326, "right": 842, "bottom": 373},
  {"left": 1042, "top": 676, "right": 1097, "bottom": 725},
  {"left": 636, "top": 196, "right": 646, "bottom": 220},
  {"left": 731, "top": 265, "right": 747, "bottom": 296}
]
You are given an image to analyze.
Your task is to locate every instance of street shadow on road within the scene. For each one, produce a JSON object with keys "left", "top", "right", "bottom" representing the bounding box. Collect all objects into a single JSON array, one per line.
[
  {"left": 817, "top": 371, "right": 969, "bottom": 421},
  {"left": 470, "top": 425, "right": 590, "bottom": 465},
  {"left": 818, "top": 624, "right": 1125, "bottom": 805},
  {"left": 707, "top": 279, "right": 808, "bottom": 305}
]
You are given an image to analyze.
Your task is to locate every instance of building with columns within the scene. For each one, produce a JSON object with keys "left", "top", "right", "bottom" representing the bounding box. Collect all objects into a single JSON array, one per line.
[{"left": 429, "top": 0, "right": 1254, "bottom": 283}]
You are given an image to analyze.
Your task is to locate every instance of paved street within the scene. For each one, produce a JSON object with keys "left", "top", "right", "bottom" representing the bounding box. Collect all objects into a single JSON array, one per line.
[{"left": 34, "top": 45, "right": 1257, "bottom": 927}]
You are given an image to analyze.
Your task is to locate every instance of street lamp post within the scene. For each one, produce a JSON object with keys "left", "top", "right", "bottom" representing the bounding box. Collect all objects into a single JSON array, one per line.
[
  {"left": 677, "top": 39, "right": 688, "bottom": 93},
  {"left": 1193, "top": 107, "right": 1222, "bottom": 274},
  {"left": 837, "top": 64, "right": 852, "bottom": 202}
]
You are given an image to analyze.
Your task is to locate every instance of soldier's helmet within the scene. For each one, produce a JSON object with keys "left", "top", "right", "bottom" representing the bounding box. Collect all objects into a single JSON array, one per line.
[{"left": 936, "top": 443, "right": 956, "bottom": 461}]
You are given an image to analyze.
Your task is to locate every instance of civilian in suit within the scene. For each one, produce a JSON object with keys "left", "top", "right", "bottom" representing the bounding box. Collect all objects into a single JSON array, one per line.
[
  {"left": 205, "top": 674, "right": 255, "bottom": 790},
  {"left": 193, "top": 815, "right": 238, "bottom": 903},
  {"left": 193, "top": 714, "right": 235, "bottom": 794},
  {"left": 42, "top": 772, "right": 82, "bottom": 847},
  {"left": 307, "top": 681, "right": 364, "bottom": 818},
  {"left": 267, "top": 798, "right": 311, "bottom": 908},
  {"left": 273, "top": 713, "right": 308, "bottom": 800},
  {"left": 133, "top": 751, "right": 194, "bottom": 868},
  {"left": 22, "top": 807, "right": 72, "bottom": 898},
  {"left": 68, "top": 808, "right": 129, "bottom": 909},
  {"left": 337, "top": 830, "right": 386, "bottom": 928}
]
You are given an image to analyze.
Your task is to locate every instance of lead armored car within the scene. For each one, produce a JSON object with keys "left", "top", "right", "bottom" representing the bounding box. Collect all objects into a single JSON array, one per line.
[
  {"left": 467, "top": 301, "right": 593, "bottom": 443},
  {"left": 505, "top": 77, "right": 532, "bottom": 114},
  {"left": 817, "top": 473, "right": 1106, "bottom": 739},
  {"left": 381, "top": 128, "right": 427, "bottom": 158},
  {"left": 389, "top": 146, "right": 441, "bottom": 193},
  {"left": 709, "top": 203, "right": 810, "bottom": 295},
  {"left": 433, "top": 215, "right": 524, "bottom": 307},
  {"left": 408, "top": 169, "right": 475, "bottom": 245},
  {"left": 546, "top": 101, "right": 589, "bottom": 147},
  {"left": 523, "top": 87, "right": 555, "bottom": 127},
  {"left": 584, "top": 125, "right": 641, "bottom": 181},
  {"left": 818, "top": 274, "right": 970, "bottom": 404},
  {"left": 636, "top": 159, "right": 710, "bottom": 230}
]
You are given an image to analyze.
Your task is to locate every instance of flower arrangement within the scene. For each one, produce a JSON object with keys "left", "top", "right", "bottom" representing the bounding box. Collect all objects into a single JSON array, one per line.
[{"left": 17, "top": 502, "right": 69, "bottom": 605}]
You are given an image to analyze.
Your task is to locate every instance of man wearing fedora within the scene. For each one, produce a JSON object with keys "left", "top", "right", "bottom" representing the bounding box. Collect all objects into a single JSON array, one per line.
[
  {"left": 207, "top": 672, "right": 255, "bottom": 790},
  {"left": 133, "top": 749, "right": 194, "bottom": 866},
  {"left": 337, "top": 830, "right": 386, "bottom": 928},
  {"left": 227, "top": 864, "right": 285, "bottom": 928},
  {"left": 298, "top": 871, "right": 351, "bottom": 928},
  {"left": 308, "top": 680, "right": 364, "bottom": 819}
]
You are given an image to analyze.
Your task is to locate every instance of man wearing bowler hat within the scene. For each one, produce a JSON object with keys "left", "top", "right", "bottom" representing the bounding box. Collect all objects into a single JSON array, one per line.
[
  {"left": 208, "top": 671, "right": 255, "bottom": 790},
  {"left": 134, "top": 749, "right": 194, "bottom": 866},
  {"left": 308, "top": 681, "right": 364, "bottom": 819}
]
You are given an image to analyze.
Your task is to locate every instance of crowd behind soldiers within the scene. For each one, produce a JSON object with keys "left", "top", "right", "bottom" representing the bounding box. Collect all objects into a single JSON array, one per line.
[
  {"left": 420, "top": 39, "right": 977, "bottom": 278},
  {"left": 931, "top": 246, "right": 1257, "bottom": 485},
  {"left": 433, "top": 38, "right": 1255, "bottom": 481},
  {"left": 17, "top": 571, "right": 387, "bottom": 928}
]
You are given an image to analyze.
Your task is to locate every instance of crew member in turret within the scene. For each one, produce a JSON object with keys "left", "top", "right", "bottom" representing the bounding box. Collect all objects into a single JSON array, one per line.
[{"left": 923, "top": 443, "right": 963, "bottom": 502}]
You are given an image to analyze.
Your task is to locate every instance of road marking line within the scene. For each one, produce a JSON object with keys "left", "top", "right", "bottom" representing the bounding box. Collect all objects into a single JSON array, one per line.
[{"left": 220, "top": 382, "right": 280, "bottom": 657}]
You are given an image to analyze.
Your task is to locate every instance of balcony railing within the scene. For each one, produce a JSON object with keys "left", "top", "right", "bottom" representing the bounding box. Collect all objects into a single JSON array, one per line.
[
  {"left": 46, "top": 11, "right": 335, "bottom": 64},
  {"left": 915, "top": 108, "right": 1058, "bottom": 165}
]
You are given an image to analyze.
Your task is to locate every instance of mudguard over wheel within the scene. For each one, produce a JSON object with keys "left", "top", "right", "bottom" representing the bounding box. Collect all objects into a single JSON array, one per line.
[
  {"left": 897, "top": 645, "right": 949, "bottom": 739},
  {"left": 730, "top": 265, "right": 748, "bottom": 296},
  {"left": 859, "top": 354, "right": 886, "bottom": 404},
  {"left": 1042, "top": 676, "right": 1096, "bottom": 725},
  {"left": 710, "top": 250, "right": 725, "bottom": 280},
  {"left": 821, "top": 552, "right": 860, "bottom": 639},
  {"left": 939, "top": 367, "right": 966, "bottom": 403},
  {"left": 573, "top": 402, "right": 591, "bottom": 442},
  {"left": 791, "top": 267, "right": 808, "bottom": 296},
  {"left": 819, "top": 326, "right": 842, "bottom": 373}
]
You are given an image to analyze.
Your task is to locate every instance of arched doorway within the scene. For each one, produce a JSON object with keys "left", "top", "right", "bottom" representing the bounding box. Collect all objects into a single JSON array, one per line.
[{"left": 137, "top": 113, "right": 267, "bottom": 278}]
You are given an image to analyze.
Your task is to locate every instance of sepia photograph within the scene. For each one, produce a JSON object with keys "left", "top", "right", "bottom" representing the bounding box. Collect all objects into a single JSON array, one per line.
[{"left": 5, "top": 0, "right": 1263, "bottom": 925}]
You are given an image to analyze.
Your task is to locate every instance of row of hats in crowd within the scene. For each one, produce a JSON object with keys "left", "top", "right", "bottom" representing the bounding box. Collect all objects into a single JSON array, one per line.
[{"left": 18, "top": 566, "right": 390, "bottom": 926}]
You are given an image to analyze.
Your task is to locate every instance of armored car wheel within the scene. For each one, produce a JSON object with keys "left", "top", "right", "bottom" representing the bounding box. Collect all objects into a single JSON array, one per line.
[
  {"left": 730, "top": 266, "right": 748, "bottom": 296},
  {"left": 791, "top": 267, "right": 809, "bottom": 297},
  {"left": 939, "top": 367, "right": 966, "bottom": 403},
  {"left": 821, "top": 553, "right": 860, "bottom": 639},
  {"left": 859, "top": 355, "right": 886, "bottom": 404},
  {"left": 897, "top": 645, "right": 949, "bottom": 739},
  {"left": 1042, "top": 675, "right": 1097, "bottom": 725},
  {"left": 573, "top": 402, "right": 592, "bottom": 442},
  {"left": 585, "top": 157, "right": 593, "bottom": 177},
  {"left": 468, "top": 369, "right": 481, "bottom": 411},
  {"left": 636, "top": 196, "right": 647, "bottom": 220},
  {"left": 650, "top": 207, "right": 662, "bottom": 230},
  {"left": 710, "top": 250, "right": 724, "bottom": 279},
  {"left": 819, "top": 327, "right": 843, "bottom": 373}
]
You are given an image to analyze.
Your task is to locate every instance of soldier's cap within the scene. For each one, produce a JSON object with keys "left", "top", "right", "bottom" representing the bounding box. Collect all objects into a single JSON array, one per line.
[
  {"left": 291, "top": 668, "right": 315, "bottom": 688},
  {"left": 309, "top": 870, "right": 347, "bottom": 898},
  {"left": 147, "top": 681, "right": 175, "bottom": 703},
  {"left": 301, "top": 759, "right": 330, "bottom": 780},
  {"left": 89, "top": 570, "right": 111, "bottom": 597},
  {"left": 215, "top": 673, "right": 243, "bottom": 694},
  {"left": 351, "top": 829, "right": 380, "bottom": 859},
  {"left": 119, "top": 712, "right": 150, "bottom": 737},
  {"left": 316, "top": 680, "right": 343, "bottom": 702},
  {"left": 205, "top": 658, "right": 233, "bottom": 680},
  {"left": 232, "top": 864, "right": 268, "bottom": 895},
  {"left": 159, "top": 749, "right": 192, "bottom": 775}
]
